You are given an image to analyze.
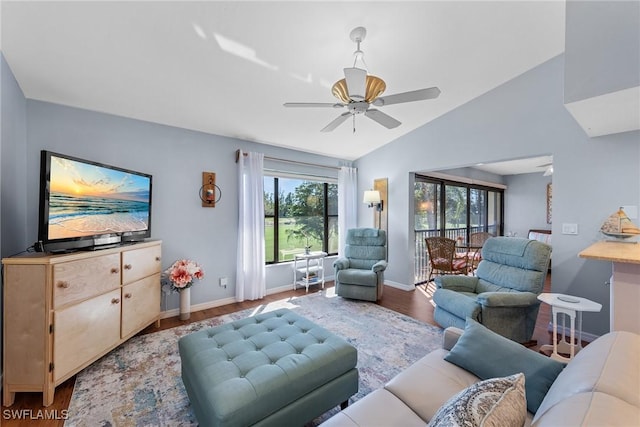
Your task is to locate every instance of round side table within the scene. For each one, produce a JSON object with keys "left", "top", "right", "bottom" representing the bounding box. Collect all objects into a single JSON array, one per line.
[{"left": 537, "top": 293, "right": 602, "bottom": 362}]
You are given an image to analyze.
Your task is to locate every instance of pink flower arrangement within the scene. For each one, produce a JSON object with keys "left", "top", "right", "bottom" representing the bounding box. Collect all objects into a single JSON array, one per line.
[{"left": 165, "top": 259, "right": 204, "bottom": 292}]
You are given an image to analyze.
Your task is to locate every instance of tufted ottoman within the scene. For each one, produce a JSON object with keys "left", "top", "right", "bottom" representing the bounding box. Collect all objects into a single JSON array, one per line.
[{"left": 178, "top": 308, "right": 358, "bottom": 427}]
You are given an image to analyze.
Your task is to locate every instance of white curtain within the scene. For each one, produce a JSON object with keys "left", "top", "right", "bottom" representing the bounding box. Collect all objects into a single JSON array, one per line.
[
  {"left": 338, "top": 166, "right": 358, "bottom": 257},
  {"left": 236, "top": 150, "right": 266, "bottom": 301}
]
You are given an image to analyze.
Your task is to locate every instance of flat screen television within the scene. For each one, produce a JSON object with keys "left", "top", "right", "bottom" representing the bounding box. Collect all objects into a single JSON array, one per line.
[{"left": 38, "top": 150, "right": 152, "bottom": 252}]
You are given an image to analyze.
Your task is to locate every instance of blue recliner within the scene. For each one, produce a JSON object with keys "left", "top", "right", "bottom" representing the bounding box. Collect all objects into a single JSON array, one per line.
[
  {"left": 433, "top": 236, "right": 551, "bottom": 343},
  {"left": 333, "top": 228, "right": 387, "bottom": 302}
]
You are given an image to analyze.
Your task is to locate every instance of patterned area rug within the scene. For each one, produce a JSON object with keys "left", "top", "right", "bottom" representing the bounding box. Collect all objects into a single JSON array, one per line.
[{"left": 65, "top": 288, "right": 443, "bottom": 426}]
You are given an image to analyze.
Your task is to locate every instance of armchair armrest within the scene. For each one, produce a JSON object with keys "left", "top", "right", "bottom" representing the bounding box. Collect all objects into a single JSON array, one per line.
[
  {"left": 434, "top": 275, "right": 478, "bottom": 293},
  {"left": 477, "top": 291, "right": 539, "bottom": 308},
  {"left": 372, "top": 260, "right": 388, "bottom": 273},
  {"left": 333, "top": 258, "right": 350, "bottom": 271}
]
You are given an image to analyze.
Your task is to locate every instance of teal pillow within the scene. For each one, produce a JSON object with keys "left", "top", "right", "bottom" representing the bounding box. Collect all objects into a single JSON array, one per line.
[{"left": 444, "top": 318, "right": 565, "bottom": 414}]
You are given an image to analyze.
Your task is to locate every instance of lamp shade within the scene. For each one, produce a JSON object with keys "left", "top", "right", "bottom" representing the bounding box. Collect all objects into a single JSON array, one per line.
[{"left": 363, "top": 190, "right": 381, "bottom": 204}]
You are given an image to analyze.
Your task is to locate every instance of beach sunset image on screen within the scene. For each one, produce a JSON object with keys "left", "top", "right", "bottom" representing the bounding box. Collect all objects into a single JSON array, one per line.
[{"left": 48, "top": 155, "right": 151, "bottom": 240}]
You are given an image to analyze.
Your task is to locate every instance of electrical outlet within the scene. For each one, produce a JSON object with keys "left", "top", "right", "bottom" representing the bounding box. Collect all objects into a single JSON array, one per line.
[{"left": 219, "top": 277, "right": 228, "bottom": 288}]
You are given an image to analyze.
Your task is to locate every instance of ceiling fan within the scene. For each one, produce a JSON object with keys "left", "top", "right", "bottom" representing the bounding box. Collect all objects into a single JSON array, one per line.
[{"left": 284, "top": 27, "right": 441, "bottom": 133}]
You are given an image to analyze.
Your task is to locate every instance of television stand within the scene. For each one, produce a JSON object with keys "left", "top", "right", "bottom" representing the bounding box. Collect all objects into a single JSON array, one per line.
[{"left": 2, "top": 240, "right": 162, "bottom": 406}]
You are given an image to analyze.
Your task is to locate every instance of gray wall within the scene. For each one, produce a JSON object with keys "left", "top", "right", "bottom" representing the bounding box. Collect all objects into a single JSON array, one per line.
[
  {"left": 1, "top": 53, "right": 29, "bottom": 382},
  {"left": 18, "top": 98, "right": 344, "bottom": 312},
  {"left": 355, "top": 54, "right": 640, "bottom": 336},
  {"left": 504, "top": 173, "right": 552, "bottom": 238},
  {"left": 565, "top": 0, "right": 640, "bottom": 102},
  {"left": 1, "top": 54, "right": 28, "bottom": 257}
]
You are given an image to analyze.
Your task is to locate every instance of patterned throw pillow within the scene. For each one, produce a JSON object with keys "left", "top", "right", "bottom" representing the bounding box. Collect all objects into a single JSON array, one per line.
[{"left": 427, "top": 373, "right": 526, "bottom": 427}]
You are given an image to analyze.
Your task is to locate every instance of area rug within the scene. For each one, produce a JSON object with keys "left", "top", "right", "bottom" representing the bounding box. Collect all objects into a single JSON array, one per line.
[{"left": 65, "top": 288, "right": 443, "bottom": 426}]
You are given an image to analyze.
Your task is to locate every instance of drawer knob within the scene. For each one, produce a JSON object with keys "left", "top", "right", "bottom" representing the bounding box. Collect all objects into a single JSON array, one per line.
[
  {"left": 57, "top": 281, "right": 70, "bottom": 289},
  {"left": 111, "top": 298, "right": 121, "bottom": 304},
  {"left": 111, "top": 268, "right": 120, "bottom": 274},
  {"left": 124, "top": 293, "right": 132, "bottom": 299},
  {"left": 124, "top": 264, "right": 132, "bottom": 270}
]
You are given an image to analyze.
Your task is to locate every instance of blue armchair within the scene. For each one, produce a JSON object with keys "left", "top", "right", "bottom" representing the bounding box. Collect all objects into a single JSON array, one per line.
[
  {"left": 433, "top": 237, "right": 551, "bottom": 343},
  {"left": 333, "top": 228, "right": 387, "bottom": 302}
]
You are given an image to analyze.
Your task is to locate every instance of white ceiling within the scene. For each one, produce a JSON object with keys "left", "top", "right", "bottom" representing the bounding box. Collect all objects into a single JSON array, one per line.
[{"left": 1, "top": 1, "right": 566, "bottom": 161}]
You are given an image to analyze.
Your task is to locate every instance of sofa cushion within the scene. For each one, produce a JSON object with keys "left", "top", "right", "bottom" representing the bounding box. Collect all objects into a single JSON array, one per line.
[
  {"left": 384, "top": 348, "right": 480, "bottom": 422},
  {"left": 532, "top": 331, "right": 640, "bottom": 425},
  {"left": 532, "top": 392, "right": 640, "bottom": 426},
  {"left": 320, "top": 388, "right": 426, "bottom": 427},
  {"left": 444, "top": 318, "right": 565, "bottom": 413},
  {"left": 427, "top": 373, "right": 526, "bottom": 427}
]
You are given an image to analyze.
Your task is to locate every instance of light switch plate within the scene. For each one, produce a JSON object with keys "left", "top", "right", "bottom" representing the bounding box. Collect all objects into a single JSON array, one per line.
[{"left": 562, "top": 223, "right": 579, "bottom": 235}]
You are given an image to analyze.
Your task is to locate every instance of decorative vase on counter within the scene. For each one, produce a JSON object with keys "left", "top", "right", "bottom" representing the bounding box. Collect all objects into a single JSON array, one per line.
[{"left": 179, "top": 288, "right": 191, "bottom": 321}]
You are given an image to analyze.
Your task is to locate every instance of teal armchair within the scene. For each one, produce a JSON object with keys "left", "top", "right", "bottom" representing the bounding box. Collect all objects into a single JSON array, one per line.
[
  {"left": 433, "top": 237, "right": 551, "bottom": 343},
  {"left": 333, "top": 228, "right": 387, "bottom": 302}
]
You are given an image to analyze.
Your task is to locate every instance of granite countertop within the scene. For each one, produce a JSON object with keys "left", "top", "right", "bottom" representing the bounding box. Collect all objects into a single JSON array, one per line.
[{"left": 579, "top": 241, "right": 640, "bottom": 264}]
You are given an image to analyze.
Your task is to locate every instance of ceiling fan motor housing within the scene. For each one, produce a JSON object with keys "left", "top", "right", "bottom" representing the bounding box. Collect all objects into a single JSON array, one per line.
[{"left": 347, "top": 102, "right": 369, "bottom": 115}]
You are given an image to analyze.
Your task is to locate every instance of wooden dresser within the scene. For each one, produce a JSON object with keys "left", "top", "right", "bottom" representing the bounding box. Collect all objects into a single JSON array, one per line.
[{"left": 2, "top": 240, "right": 162, "bottom": 406}]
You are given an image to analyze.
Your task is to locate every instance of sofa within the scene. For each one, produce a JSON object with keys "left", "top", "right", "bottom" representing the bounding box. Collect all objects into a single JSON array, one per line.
[{"left": 323, "top": 321, "right": 640, "bottom": 426}]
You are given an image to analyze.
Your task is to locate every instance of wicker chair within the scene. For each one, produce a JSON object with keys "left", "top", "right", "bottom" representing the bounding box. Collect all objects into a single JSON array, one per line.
[
  {"left": 425, "top": 237, "right": 468, "bottom": 282},
  {"left": 468, "top": 232, "right": 494, "bottom": 274}
]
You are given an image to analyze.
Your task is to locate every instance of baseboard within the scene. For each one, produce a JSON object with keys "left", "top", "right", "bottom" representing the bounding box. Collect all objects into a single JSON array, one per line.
[
  {"left": 384, "top": 280, "right": 415, "bottom": 291},
  {"left": 546, "top": 321, "right": 600, "bottom": 343},
  {"left": 160, "top": 275, "right": 337, "bottom": 319}
]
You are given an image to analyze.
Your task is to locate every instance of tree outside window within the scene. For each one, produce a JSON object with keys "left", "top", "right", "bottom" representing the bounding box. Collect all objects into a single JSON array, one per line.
[{"left": 264, "top": 177, "right": 338, "bottom": 263}]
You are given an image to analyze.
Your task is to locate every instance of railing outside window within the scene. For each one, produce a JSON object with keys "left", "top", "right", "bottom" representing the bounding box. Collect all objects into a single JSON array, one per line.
[{"left": 414, "top": 175, "right": 503, "bottom": 285}]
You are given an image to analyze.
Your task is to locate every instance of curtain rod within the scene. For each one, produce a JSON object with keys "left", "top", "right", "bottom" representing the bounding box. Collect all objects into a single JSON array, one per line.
[{"left": 235, "top": 149, "right": 342, "bottom": 171}]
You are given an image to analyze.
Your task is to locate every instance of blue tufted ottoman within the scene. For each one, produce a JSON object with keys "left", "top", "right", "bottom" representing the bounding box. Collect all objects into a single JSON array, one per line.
[{"left": 178, "top": 308, "right": 358, "bottom": 427}]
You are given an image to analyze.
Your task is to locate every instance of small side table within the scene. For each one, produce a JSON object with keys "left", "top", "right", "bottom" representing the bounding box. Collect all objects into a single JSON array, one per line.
[
  {"left": 537, "top": 293, "right": 602, "bottom": 362},
  {"left": 293, "top": 251, "right": 327, "bottom": 292}
]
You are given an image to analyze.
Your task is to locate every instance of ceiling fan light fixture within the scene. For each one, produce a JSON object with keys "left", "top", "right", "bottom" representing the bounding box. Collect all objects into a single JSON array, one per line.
[{"left": 331, "top": 75, "right": 386, "bottom": 104}]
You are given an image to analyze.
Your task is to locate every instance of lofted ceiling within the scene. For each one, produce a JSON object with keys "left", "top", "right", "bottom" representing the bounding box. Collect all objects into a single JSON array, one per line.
[{"left": 1, "top": 1, "right": 566, "bottom": 161}]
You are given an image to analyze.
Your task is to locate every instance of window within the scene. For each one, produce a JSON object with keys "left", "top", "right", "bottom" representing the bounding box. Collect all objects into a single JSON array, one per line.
[
  {"left": 264, "top": 176, "right": 338, "bottom": 264},
  {"left": 414, "top": 175, "right": 504, "bottom": 284}
]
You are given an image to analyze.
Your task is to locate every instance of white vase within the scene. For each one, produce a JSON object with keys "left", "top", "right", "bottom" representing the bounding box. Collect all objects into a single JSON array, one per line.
[{"left": 179, "top": 287, "right": 191, "bottom": 320}]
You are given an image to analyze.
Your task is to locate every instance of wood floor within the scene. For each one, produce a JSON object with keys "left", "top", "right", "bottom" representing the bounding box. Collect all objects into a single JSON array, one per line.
[{"left": 2, "top": 277, "right": 554, "bottom": 426}]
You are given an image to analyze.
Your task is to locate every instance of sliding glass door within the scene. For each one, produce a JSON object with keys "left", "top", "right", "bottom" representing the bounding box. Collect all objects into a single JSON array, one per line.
[{"left": 414, "top": 176, "right": 504, "bottom": 284}]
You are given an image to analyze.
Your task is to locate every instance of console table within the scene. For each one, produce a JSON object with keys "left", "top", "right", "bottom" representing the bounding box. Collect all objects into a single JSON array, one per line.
[
  {"left": 579, "top": 241, "right": 640, "bottom": 334},
  {"left": 293, "top": 251, "right": 327, "bottom": 292}
]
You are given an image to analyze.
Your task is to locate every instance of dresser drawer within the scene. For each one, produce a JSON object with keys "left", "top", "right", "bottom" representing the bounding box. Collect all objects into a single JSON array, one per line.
[
  {"left": 53, "top": 288, "right": 121, "bottom": 382},
  {"left": 121, "top": 273, "right": 161, "bottom": 339},
  {"left": 122, "top": 244, "right": 162, "bottom": 285},
  {"left": 53, "top": 253, "right": 121, "bottom": 308}
]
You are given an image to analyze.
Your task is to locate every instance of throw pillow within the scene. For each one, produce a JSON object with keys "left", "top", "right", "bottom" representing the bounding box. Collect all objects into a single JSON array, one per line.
[
  {"left": 444, "top": 318, "right": 566, "bottom": 414},
  {"left": 428, "top": 373, "right": 526, "bottom": 427}
]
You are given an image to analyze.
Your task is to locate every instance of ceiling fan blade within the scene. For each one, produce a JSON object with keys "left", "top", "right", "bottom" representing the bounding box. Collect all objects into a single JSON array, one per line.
[
  {"left": 344, "top": 67, "right": 367, "bottom": 101},
  {"left": 284, "top": 102, "right": 344, "bottom": 108},
  {"left": 372, "top": 87, "right": 441, "bottom": 107},
  {"left": 321, "top": 112, "right": 351, "bottom": 132},
  {"left": 364, "top": 109, "right": 401, "bottom": 129}
]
